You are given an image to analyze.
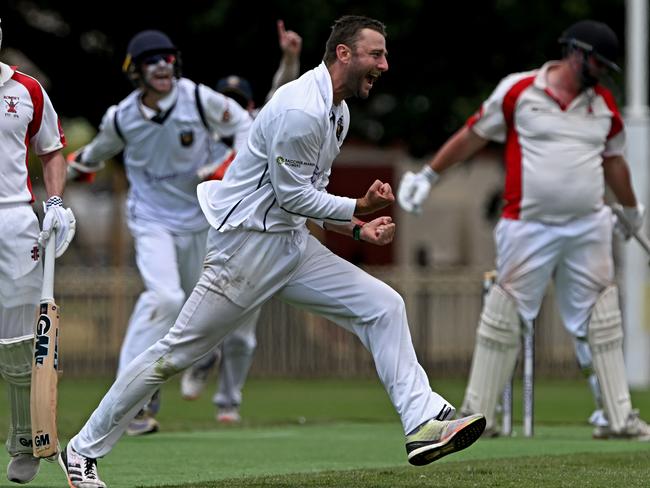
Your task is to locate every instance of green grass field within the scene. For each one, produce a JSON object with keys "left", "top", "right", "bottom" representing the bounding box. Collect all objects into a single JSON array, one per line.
[{"left": 1, "top": 377, "right": 649, "bottom": 487}]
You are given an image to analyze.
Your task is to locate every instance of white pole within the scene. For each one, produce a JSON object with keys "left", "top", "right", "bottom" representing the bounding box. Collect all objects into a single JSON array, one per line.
[{"left": 623, "top": 0, "right": 650, "bottom": 388}]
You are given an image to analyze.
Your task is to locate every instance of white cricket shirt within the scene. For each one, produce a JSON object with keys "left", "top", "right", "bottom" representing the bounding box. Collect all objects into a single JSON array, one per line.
[
  {"left": 80, "top": 77, "right": 252, "bottom": 232},
  {"left": 198, "top": 62, "right": 356, "bottom": 233},
  {"left": 0, "top": 62, "right": 65, "bottom": 204},
  {"left": 467, "top": 61, "right": 625, "bottom": 224}
]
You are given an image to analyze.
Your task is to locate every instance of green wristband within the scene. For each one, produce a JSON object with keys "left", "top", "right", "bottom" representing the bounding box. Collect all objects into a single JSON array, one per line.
[{"left": 353, "top": 224, "right": 363, "bottom": 241}]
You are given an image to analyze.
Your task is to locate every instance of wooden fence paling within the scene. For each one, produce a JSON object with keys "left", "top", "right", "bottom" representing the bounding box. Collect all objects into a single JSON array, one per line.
[{"left": 55, "top": 266, "right": 577, "bottom": 379}]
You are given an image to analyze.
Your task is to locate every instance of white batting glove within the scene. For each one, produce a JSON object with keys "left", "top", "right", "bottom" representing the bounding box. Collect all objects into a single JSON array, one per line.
[
  {"left": 397, "top": 165, "right": 439, "bottom": 215},
  {"left": 613, "top": 203, "right": 645, "bottom": 240},
  {"left": 38, "top": 196, "right": 76, "bottom": 258}
]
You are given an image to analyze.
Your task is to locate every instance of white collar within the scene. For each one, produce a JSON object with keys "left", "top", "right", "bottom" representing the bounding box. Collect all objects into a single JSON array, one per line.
[
  {"left": 313, "top": 62, "right": 337, "bottom": 113},
  {"left": 138, "top": 80, "right": 178, "bottom": 119},
  {"left": 534, "top": 60, "right": 595, "bottom": 99},
  {"left": 534, "top": 61, "right": 561, "bottom": 90},
  {"left": 0, "top": 61, "right": 15, "bottom": 86}
]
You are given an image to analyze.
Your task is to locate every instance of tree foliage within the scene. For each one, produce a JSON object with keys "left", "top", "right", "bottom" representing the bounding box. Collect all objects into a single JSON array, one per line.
[{"left": 3, "top": 0, "right": 626, "bottom": 156}]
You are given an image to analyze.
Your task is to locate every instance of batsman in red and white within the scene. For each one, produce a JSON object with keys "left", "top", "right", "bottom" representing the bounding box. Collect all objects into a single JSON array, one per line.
[
  {"left": 398, "top": 19, "right": 650, "bottom": 441},
  {"left": 0, "top": 17, "right": 76, "bottom": 484}
]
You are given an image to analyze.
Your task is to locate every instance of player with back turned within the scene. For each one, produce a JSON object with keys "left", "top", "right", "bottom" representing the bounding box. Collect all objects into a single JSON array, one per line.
[
  {"left": 0, "top": 17, "right": 76, "bottom": 484},
  {"left": 398, "top": 19, "right": 650, "bottom": 440},
  {"left": 59, "top": 15, "right": 485, "bottom": 488}
]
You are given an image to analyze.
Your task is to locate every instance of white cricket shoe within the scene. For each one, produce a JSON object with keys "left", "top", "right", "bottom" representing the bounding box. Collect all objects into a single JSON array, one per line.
[
  {"left": 7, "top": 453, "right": 40, "bottom": 484},
  {"left": 180, "top": 366, "right": 211, "bottom": 401},
  {"left": 592, "top": 409, "right": 650, "bottom": 441},
  {"left": 59, "top": 444, "right": 106, "bottom": 488},
  {"left": 126, "top": 411, "right": 160, "bottom": 436},
  {"left": 216, "top": 406, "right": 241, "bottom": 424},
  {"left": 588, "top": 409, "right": 608, "bottom": 428},
  {"left": 405, "top": 413, "right": 486, "bottom": 466}
]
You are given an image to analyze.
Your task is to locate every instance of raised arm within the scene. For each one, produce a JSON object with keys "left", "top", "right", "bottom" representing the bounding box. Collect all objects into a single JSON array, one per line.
[{"left": 265, "top": 20, "right": 302, "bottom": 102}]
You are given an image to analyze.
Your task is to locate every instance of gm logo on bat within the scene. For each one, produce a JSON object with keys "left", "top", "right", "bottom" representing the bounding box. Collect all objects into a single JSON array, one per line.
[
  {"left": 34, "top": 433, "right": 51, "bottom": 448},
  {"left": 34, "top": 315, "right": 51, "bottom": 366}
]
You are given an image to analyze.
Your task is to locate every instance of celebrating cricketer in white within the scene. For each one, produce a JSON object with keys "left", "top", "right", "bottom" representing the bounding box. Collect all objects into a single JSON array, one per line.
[{"left": 60, "top": 16, "right": 485, "bottom": 488}]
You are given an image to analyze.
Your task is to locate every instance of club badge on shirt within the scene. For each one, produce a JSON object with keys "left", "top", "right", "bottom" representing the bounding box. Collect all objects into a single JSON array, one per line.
[
  {"left": 4, "top": 95, "right": 20, "bottom": 118},
  {"left": 336, "top": 116, "right": 344, "bottom": 141},
  {"left": 180, "top": 130, "right": 194, "bottom": 146}
]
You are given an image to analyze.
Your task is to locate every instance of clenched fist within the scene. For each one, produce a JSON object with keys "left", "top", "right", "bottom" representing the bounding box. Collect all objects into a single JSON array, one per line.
[
  {"left": 359, "top": 216, "right": 395, "bottom": 246},
  {"left": 356, "top": 180, "right": 395, "bottom": 215}
]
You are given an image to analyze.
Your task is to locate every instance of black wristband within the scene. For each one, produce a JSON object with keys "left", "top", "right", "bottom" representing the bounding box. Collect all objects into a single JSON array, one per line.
[{"left": 352, "top": 224, "right": 363, "bottom": 241}]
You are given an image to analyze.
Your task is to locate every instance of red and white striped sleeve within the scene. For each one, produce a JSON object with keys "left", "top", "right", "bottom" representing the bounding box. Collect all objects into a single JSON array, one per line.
[
  {"left": 466, "top": 71, "right": 538, "bottom": 144},
  {"left": 12, "top": 70, "right": 65, "bottom": 156},
  {"left": 594, "top": 85, "right": 625, "bottom": 158}
]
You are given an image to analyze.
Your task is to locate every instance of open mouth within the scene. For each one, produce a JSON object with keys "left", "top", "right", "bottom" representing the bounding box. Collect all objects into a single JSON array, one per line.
[
  {"left": 153, "top": 70, "right": 173, "bottom": 80},
  {"left": 365, "top": 72, "right": 380, "bottom": 87}
]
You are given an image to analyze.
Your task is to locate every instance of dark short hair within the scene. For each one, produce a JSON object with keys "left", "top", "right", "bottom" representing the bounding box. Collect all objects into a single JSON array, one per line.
[{"left": 323, "top": 15, "right": 387, "bottom": 66}]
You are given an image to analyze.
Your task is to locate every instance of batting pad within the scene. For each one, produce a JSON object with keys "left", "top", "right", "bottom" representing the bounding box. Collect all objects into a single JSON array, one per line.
[
  {"left": 0, "top": 335, "right": 35, "bottom": 455},
  {"left": 461, "top": 285, "right": 521, "bottom": 430},
  {"left": 573, "top": 337, "right": 604, "bottom": 411},
  {"left": 588, "top": 285, "right": 632, "bottom": 432}
]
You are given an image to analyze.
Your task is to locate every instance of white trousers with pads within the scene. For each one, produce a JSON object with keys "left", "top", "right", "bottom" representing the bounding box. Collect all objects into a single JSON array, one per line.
[
  {"left": 0, "top": 204, "right": 41, "bottom": 339},
  {"left": 72, "top": 227, "right": 448, "bottom": 458},
  {"left": 495, "top": 206, "right": 614, "bottom": 338}
]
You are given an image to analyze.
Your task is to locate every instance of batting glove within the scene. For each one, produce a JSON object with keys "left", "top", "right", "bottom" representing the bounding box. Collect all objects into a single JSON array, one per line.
[
  {"left": 397, "top": 165, "right": 439, "bottom": 215},
  {"left": 613, "top": 202, "right": 645, "bottom": 240},
  {"left": 38, "top": 196, "right": 76, "bottom": 258}
]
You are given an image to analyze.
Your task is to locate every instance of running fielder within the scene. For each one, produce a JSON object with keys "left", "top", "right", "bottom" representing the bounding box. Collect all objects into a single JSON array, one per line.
[
  {"left": 66, "top": 29, "right": 252, "bottom": 436},
  {"left": 398, "top": 20, "right": 650, "bottom": 440},
  {"left": 0, "top": 17, "right": 75, "bottom": 484},
  {"left": 60, "top": 16, "right": 485, "bottom": 487}
]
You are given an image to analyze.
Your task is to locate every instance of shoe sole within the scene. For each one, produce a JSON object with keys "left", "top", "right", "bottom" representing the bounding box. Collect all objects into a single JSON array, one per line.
[
  {"left": 181, "top": 393, "right": 201, "bottom": 401},
  {"left": 593, "top": 433, "right": 650, "bottom": 441},
  {"left": 57, "top": 448, "right": 75, "bottom": 488},
  {"left": 407, "top": 415, "right": 486, "bottom": 466},
  {"left": 217, "top": 417, "right": 241, "bottom": 424},
  {"left": 126, "top": 424, "right": 160, "bottom": 436}
]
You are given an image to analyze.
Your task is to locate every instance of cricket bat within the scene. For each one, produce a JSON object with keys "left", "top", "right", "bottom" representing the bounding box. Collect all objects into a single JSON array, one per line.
[{"left": 30, "top": 231, "right": 60, "bottom": 458}]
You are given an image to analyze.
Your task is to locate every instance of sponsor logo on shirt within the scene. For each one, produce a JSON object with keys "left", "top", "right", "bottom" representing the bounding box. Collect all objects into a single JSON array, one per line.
[
  {"left": 530, "top": 106, "right": 554, "bottom": 113},
  {"left": 275, "top": 156, "right": 315, "bottom": 168}
]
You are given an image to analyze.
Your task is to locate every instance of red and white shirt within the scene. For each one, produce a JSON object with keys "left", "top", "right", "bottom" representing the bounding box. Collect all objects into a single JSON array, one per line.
[
  {"left": 0, "top": 62, "right": 65, "bottom": 204},
  {"left": 467, "top": 61, "right": 624, "bottom": 224}
]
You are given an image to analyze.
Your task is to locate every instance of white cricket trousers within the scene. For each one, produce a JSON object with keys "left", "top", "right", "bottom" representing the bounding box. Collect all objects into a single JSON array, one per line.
[
  {"left": 71, "top": 227, "right": 448, "bottom": 458},
  {"left": 495, "top": 206, "right": 614, "bottom": 337},
  {"left": 117, "top": 221, "right": 209, "bottom": 373}
]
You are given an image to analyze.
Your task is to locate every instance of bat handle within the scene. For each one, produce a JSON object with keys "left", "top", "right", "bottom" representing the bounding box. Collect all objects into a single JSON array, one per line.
[{"left": 41, "top": 230, "right": 56, "bottom": 302}]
